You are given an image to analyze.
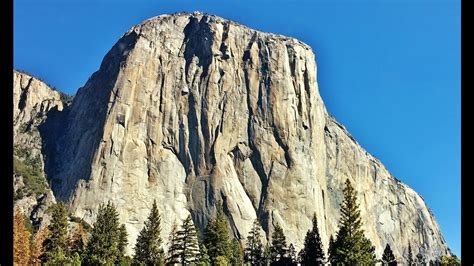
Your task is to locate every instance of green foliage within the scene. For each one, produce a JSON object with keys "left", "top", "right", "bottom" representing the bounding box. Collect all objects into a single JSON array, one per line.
[
  {"left": 230, "top": 239, "right": 243, "bottom": 265},
  {"left": 71, "top": 252, "right": 82, "bottom": 266},
  {"left": 166, "top": 215, "right": 201, "bottom": 264},
  {"left": 119, "top": 255, "right": 132, "bottom": 266},
  {"left": 42, "top": 202, "right": 70, "bottom": 264},
  {"left": 440, "top": 255, "right": 461, "bottom": 265},
  {"left": 328, "top": 235, "right": 336, "bottom": 264},
  {"left": 13, "top": 156, "right": 47, "bottom": 197},
  {"left": 204, "top": 203, "right": 232, "bottom": 263},
  {"left": 300, "top": 213, "right": 325, "bottom": 265},
  {"left": 269, "top": 223, "right": 288, "bottom": 264},
  {"left": 117, "top": 224, "right": 129, "bottom": 263},
  {"left": 84, "top": 201, "right": 122, "bottom": 265},
  {"left": 381, "top": 244, "right": 396, "bottom": 266},
  {"left": 244, "top": 219, "right": 264, "bottom": 265},
  {"left": 263, "top": 243, "right": 271, "bottom": 266},
  {"left": 44, "top": 248, "right": 73, "bottom": 265},
  {"left": 331, "top": 179, "right": 376, "bottom": 265},
  {"left": 70, "top": 216, "right": 92, "bottom": 231},
  {"left": 288, "top": 244, "right": 296, "bottom": 264},
  {"left": 198, "top": 244, "right": 211, "bottom": 266},
  {"left": 215, "top": 255, "right": 229, "bottom": 266},
  {"left": 133, "top": 200, "right": 165, "bottom": 265}
]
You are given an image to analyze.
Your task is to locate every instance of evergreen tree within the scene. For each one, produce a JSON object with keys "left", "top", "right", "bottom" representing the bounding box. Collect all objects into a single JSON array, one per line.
[
  {"left": 328, "top": 235, "right": 336, "bottom": 264},
  {"left": 297, "top": 249, "right": 304, "bottom": 265},
  {"left": 300, "top": 213, "right": 325, "bottom": 265},
  {"left": 85, "top": 201, "right": 121, "bottom": 265},
  {"left": 244, "top": 219, "right": 264, "bottom": 265},
  {"left": 269, "top": 223, "right": 288, "bottom": 264},
  {"left": 179, "top": 215, "right": 201, "bottom": 264},
  {"left": 288, "top": 244, "right": 296, "bottom": 264},
  {"left": 133, "top": 200, "right": 165, "bottom": 265},
  {"left": 231, "top": 239, "right": 243, "bottom": 265},
  {"left": 198, "top": 244, "right": 211, "bottom": 266},
  {"left": 440, "top": 255, "right": 461, "bottom": 266},
  {"left": 381, "top": 244, "right": 396, "bottom": 266},
  {"left": 263, "top": 243, "right": 271, "bottom": 266},
  {"left": 166, "top": 222, "right": 181, "bottom": 265},
  {"left": 407, "top": 243, "right": 414, "bottom": 266},
  {"left": 203, "top": 203, "right": 232, "bottom": 263},
  {"left": 42, "top": 202, "right": 71, "bottom": 264},
  {"left": 117, "top": 224, "right": 129, "bottom": 264},
  {"left": 331, "top": 179, "right": 376, "bottom": 265},
  {"left": 215, "top": 256, "right": 229, "bottom": 265},
  {"left": 13, "top": 210, "right": 31, "bottom": 265}
]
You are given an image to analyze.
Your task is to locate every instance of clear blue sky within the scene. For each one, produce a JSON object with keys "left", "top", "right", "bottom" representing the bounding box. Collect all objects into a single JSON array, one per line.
[{"left": 14, "top": 0, "right": 460, "bottom": 257}]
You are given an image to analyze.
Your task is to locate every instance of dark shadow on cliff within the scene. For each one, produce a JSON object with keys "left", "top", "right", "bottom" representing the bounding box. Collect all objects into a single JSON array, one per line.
[{"left": 39, "top": 31, "right": 139, "bottom": 201}]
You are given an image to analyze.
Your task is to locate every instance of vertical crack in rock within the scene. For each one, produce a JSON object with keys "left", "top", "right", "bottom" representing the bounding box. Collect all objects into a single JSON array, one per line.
[{"left": 17, "top": 13, "right": 451, "bottom": 259}]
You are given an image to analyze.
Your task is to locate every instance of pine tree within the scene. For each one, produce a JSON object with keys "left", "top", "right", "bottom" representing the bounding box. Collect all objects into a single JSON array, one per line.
[
  {"left": 117, "top": 224, "right": 129, "bottom": 264},
  {"left": 328, "top": 235, "right": 336, "bottom": 264},
  {"left": 204, "top": 203, "right": 232, "bottom": 263},
  {"left": 300, "top": 213, "right": 325, "bottom": 265},
  {"left": 381, "top": 244, "right": 396, "bottom": 266},
  {"left": 13, "top": 210, "right": 31, "bottom": 265},
  {"left": 166, "top": 222, "right": 181, "bottom": 264},
  {"left": 288, "top": 244, "right": 296, "bottom": 264},
  {"left": 332, "top": 179, "right": 376, "bottom": 265},
  {"left": 133, "top": 200, "right": 165, "bottom": 265},
  {"left": 42, "top": 202, "right": 71, "bottom": 264},
  {"left": 198, "top": 244, "right": 211, "bottom": 266},
  {"left": 215, "top": 255, "right": 229, "bottom": 265},
  {"left": 407, "top": 243, "right": 414, "bottom": 266},
  {"left": 440, "top": 255, "right": 461, "bottom": 266},
  {"left": 269, "top": 223, "right": 288, "bottom": 264},
  {"left": 85, "top": 201, "right": 121, "bottom": 265},
  {"left": 263, "top": 243, "right": 271, "bottom": 266},
  {"left": 231, "top": 239, "right": 243, "bottom": 265},
  {"left": 244, "top": 219, "right": 264, "bottom": 265},
  {"left": 178, "top": 215, "right": 201, "bottom": 264}
]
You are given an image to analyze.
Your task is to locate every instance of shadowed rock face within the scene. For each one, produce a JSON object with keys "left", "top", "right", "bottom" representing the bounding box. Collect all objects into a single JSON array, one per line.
[
  {"left": 13, "top": 71, "right": 60, "bottom": 229},
  {"left": 20, "top": 12, "right": 450, "bottom": 260}
]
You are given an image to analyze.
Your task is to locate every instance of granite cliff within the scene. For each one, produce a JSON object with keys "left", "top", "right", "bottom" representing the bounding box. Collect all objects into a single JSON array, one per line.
[{"left": 13, "top": 12, "right": 451, "bottom": 261}]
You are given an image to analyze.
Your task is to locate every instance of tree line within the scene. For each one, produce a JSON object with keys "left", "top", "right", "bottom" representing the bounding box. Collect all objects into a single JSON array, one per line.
[{"left": 14, "top": 179, "right": 460, "bottom": 265}]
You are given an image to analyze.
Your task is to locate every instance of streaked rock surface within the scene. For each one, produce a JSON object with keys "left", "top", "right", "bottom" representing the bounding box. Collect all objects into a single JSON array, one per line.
[{"left": 14, "top": 13, "right": 451, "bottom": 261}]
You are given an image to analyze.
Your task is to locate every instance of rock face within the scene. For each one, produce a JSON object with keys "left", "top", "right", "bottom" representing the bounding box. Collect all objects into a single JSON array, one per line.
[
  {"left": 20, "top": 12, "right": 450, "bottom": 261},
  {"left": 13, "top": 70, "right": 61, "bottom": 228}
]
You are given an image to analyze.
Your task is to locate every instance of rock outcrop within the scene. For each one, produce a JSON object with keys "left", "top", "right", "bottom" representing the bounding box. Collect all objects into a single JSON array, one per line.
[
  {"left": 13, "top": 70, "right": 61, "bottom": 228},
  {"left": 16, "top": 12, "right": 451, "bottom": 261}
]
